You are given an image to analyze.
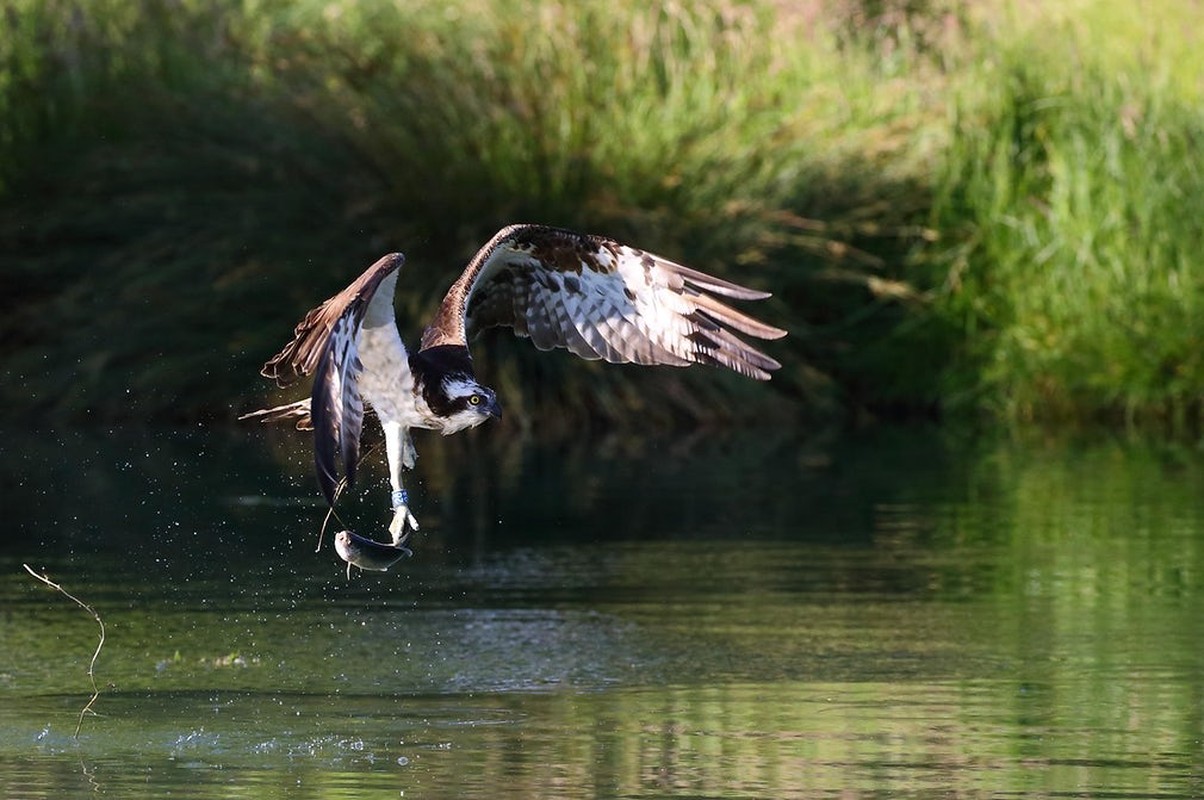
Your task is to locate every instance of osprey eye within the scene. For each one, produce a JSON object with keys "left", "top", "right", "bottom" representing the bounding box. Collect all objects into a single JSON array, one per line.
[{"left": 469, "top": 395, "right": 482, "bottom": 406}]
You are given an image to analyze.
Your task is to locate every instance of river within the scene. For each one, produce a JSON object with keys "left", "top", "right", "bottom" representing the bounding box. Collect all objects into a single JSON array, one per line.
[{"left": 2, "top": 425, "right": 1201, "bottom": 798}]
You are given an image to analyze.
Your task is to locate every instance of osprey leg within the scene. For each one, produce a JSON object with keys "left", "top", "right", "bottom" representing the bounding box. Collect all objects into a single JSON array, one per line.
[{"left": 382, "top": 421, "right": 419, "bottom": 544}]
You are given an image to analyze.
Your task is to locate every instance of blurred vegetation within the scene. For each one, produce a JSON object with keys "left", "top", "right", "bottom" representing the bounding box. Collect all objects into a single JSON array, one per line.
[
  {"left": 0, "top": 0, "right": 1201, "bottom": 433},
  {"left": 929, "top": 4, "right": 1204, "bottom": 432}
]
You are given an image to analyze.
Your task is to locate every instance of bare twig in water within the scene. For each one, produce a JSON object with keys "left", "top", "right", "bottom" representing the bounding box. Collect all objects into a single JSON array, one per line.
[
  {"left": 316, "top": 480, "right": 350, "bottom": 553},
  {"left": 22, "top": 564, "right": 105, "bottom": 738},
  {"left": 317, "top": 503, "right": 337, "bottom": 552}
]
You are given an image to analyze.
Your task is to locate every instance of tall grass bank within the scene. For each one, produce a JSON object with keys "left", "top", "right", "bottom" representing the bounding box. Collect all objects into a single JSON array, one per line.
[{"left": 1, "top": 1, "right": 1201, "bottom": 433}]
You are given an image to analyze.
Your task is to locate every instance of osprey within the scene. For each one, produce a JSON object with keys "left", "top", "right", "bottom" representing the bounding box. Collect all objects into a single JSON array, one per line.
[{"left": 243, "top": 224, "right": 786, "bottom": 545}]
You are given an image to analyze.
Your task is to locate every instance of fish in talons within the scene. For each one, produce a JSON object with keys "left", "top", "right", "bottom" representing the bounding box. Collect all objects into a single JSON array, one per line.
[{"left": 334, "top": 530, "right": 412, "bottom": 579}]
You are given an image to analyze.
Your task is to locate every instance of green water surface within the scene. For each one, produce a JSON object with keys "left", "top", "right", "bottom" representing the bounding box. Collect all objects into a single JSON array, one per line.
[{"left": 2, "top": 426, "right": 1201, "bottom": 798}]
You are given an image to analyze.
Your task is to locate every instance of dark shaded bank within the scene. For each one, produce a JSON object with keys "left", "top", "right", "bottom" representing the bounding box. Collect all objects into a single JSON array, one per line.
[{"left": 3, "top": 1, "right": 1201, "bottom": 433}]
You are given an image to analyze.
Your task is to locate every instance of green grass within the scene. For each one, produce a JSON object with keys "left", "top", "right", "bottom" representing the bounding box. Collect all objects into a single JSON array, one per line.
[
  {"left": 927, "top": 4, "right": 1204, "bottom": 431},
  {"left": 1, "top": 0, "right": 1202, "bottom": 434}
]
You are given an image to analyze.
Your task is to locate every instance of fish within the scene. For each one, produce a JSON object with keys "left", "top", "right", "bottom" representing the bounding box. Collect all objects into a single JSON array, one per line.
[{"left": 334, "top": 530, "right": 412, "bottom": 577}]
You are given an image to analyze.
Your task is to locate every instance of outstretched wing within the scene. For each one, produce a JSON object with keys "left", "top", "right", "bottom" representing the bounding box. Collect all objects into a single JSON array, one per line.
[
  {"left": 258, "top": 252, "right": 404, "bottom": 506},
  {"left": 420, "top": 224, "right": 786, "bottom": 379}
]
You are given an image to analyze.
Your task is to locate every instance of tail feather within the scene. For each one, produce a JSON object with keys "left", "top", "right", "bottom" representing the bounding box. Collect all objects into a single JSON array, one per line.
[{"left": 238, "top": 399, "right": 313, "bottom": 431}]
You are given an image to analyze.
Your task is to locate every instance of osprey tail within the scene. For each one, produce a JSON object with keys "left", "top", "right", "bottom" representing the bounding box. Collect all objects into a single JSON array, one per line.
[{"left": 238, "top": 399, "right": 313, "bottom": 431}]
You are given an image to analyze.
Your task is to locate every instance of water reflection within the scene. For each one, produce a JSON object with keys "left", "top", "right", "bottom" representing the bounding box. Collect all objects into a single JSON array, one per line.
[{"left": 1, "top": 426, "right": 1202, "bottom": 798}]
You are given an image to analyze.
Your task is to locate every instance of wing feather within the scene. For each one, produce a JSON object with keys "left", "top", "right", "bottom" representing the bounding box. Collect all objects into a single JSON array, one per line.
[
  {"left": 526, "top": 283, "right": 564, "bottom": 352},
  {"left": 578, "top": 297, "right": 625, "bottom": 362},
  {"left": 254, "top": 252, "right": 404, "bottom": 507},
  {"left": 260, "top": 253, "right": 405, "bottom": 385},
  {"left": 551, "top": 282, "right": 604, "bottom": 361},
  {"left": 311, "top": 316, "right": 363, "bottom": 506},
  {"left": 420, "top": 225, "right": 784, "bottom": 380},
  {"left": 683, "top": 289, "right": 790, "bottom": 340}
]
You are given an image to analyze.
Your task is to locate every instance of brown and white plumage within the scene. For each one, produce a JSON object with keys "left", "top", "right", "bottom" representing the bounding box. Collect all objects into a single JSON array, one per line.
[
  {"left": 243, "top": 224, "right": 786, "bottom": 549},
  {"left": 423, "top": 224, "right": 784, "bottom": 378}
]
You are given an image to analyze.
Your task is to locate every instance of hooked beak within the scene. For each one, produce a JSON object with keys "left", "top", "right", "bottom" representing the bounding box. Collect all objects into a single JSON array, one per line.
[{"left": 486, "top": 396, "right": 503, "bottom": 421}]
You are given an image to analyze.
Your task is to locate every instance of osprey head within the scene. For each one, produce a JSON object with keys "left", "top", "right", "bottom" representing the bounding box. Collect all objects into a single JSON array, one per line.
[{"left": 435, "top": 374, "right": 502, "bottom": 432}]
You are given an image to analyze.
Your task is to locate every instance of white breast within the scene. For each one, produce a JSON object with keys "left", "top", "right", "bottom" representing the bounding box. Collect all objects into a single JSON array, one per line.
[{"left": 356, "top": 324, "right": 435, "bottom": 428}]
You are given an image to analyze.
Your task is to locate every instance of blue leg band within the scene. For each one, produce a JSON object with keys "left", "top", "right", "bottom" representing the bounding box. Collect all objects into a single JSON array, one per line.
[{"left": 392, "top": 489, "right": 409, "bottom": 509}]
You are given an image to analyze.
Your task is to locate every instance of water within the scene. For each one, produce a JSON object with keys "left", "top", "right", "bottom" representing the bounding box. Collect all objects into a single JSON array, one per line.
[{"left": 2, "top": 425, "right": 1202, "bottom": 798}]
